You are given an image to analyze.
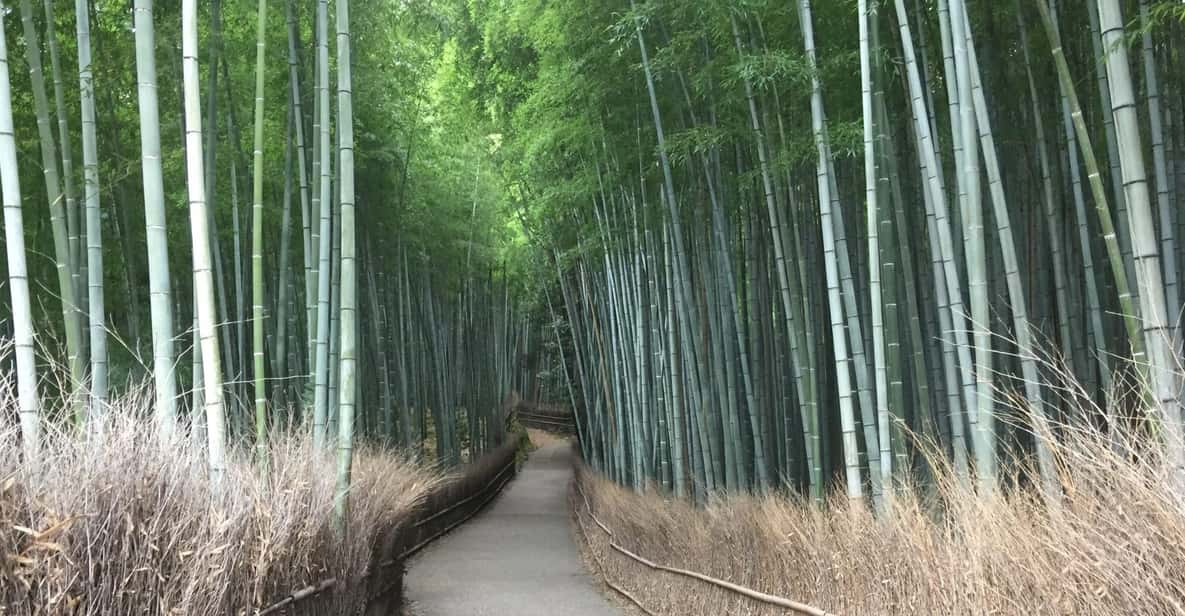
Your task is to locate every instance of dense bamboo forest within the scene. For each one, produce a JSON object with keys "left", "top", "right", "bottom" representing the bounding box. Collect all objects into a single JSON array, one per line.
[
  {"left": 0, "top": 0, "right": 543, "bottom": 473},
  {"left": 1, "top": 0, "right": 1185, "bottom": 613},
  {"left": 488, "top": 0, "right": 1185, "bottom": 503}
]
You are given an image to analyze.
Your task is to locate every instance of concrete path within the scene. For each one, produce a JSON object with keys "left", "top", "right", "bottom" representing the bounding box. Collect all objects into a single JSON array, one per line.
[{"left": 405, "top": 441, "right": 618, "bottom": 616}]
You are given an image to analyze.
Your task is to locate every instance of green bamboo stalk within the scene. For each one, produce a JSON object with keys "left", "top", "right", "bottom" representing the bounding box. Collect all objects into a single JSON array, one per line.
[
  {"left": 1036, "top": 0, "right": 1143, "bottom": 385},
  {"left": 275, "top": 111, "right": 293, "bottom": 399},
  {"left": 183, "top": 0, "right": 227, "bottom": 486},
  {"left": 76, "top": 0, "right": 107, "bottom": 420},
  {"left": 800, "top": 0, "right": 863, "bottom": 500},
  {"left": 961, "top": 10, "right": 1052, "bottom": 490},
  {"left": 894, "top": 0, "right": 974, "bottom": 482},
  {"left": 286, "top": 0, "right": 315, "bottom": 375},
  {"left": 313, "top": 0, "right": 333, "bottom": 448},
  {"left": 42, "top": 0, "right": 83, "bottom": 337},
  {"left": 0, "top": 10, "right": 42, "bottom": 463},
  {"left": 1096, "top": 0, "right": 1183, "bottom": 469},
  {"left": 132, "top": 0, "right": 178, "bottom": 440},
  {"left": 18, "top": 0, "right": 83, "bottom": 421},
  {"left": 949, "top": 0, "right": 994, "bottom": 488},
  {"left": 859, "top": 0, "right": 893, "bottom": 496},
  {"left": 251, "top": 0, "right": 269, "bottom": 465},
  {"left": 334, "top": 0, "right": 358, "bottom": 531},
  {"left": 1138, "top": 0, "right": 1179, "bottom": 327}
]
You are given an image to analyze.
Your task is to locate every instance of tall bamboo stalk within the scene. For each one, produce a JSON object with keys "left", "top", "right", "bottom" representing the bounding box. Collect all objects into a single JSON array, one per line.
[
  {"left": 251, "top": 0, "right": 269, "bottom": 463},
  {"left": 1097, "top": 0, "right": 1184, "bottom": 469},
  {"left": 334, "top": 0, "right": 358, "bottom": 530},
  {"left": 76, "top": 0, "right": 107, "bottom": 419},
  {"left": 183, "top": 0, "right": 228, "bottom": 484},
  {"left": 43, "top": 0, "right": 83, "bottom": 339},
  {"left": 0, "top": 10, "right": 41, "bottom": 463},
  {"left": 1138, "top": 0, "right": 1179, "bottom": 328},
  {"left": 1035, "top": 0, "right": 1144, "bottom": 388},
  {"left": 800, "top": 0, "right": 863, "bottom": 500},
  {"left": 287, "top": 0, "right": 315, "bottom": 374},
  {"left": 859, "top": 0, "right": 893, "bottom": 494},
  {"left": 18, "top": 0, "right": 83, "bottom": 418},
  {"left": 313, "top": 0, "right": 333, "bottom": 448},
  {"left": 132, "top": 0, "right": 178, "bottom": 439}
]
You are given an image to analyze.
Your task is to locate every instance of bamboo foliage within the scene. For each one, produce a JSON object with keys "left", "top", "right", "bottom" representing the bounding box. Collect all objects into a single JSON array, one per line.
[
  {"left": 0, "top": 0, "right": 541, "bottom": 543},
  {"left": 532, "top": 0, "right": 1185, "bottom": 503},
  {"left": 0, "top": 0, "right": 1181, "bottom": 533}
]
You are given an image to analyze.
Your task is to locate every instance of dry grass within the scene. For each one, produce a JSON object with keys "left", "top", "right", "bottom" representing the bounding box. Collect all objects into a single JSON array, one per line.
[
  {"left": 0, "top": 394, "right": 444, "bottom": 615},
  {"left": 576, "top": 424, "right": 1185, "bottom": 615}
]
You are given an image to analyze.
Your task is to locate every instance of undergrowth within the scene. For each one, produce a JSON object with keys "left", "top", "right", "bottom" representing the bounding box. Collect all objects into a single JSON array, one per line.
[
  {"left": 578, "top": 419, "right": 1185, "bottom": 614},
  {"left": 0, "top": 394, "right": 443, "bottom": 615}
]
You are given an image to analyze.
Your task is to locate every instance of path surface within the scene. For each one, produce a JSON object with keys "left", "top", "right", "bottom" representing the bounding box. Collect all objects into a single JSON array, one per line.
[{"left": 405, "top": 441, "right": 618, "bottom": 616}]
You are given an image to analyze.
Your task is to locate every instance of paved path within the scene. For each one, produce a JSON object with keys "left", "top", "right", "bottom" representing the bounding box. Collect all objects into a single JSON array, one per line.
[{"left": 405, "top": 441, "right": 618, "bottom": 616}]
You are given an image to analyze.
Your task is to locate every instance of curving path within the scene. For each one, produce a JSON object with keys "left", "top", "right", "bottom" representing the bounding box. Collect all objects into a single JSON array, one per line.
[{"left": 405, "top": 441, "right": 618, "bottom": 616}]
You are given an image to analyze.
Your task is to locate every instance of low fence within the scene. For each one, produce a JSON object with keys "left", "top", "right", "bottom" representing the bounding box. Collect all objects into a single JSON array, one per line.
[
  {"left": 258, "top": 436, "right": 521, "bottom": 615},
  {"left": 514, "top": 400, "right": 576, "bottom": 434}
]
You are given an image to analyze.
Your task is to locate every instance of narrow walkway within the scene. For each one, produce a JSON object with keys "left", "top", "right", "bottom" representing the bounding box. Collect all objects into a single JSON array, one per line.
[{"left": 405, "top": 441, "right": 618, "bottom": 615}]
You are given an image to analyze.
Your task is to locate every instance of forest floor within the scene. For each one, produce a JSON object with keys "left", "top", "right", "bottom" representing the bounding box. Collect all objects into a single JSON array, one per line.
[{"left": 404, "top": 440, "right": 618, "bottom": 616}]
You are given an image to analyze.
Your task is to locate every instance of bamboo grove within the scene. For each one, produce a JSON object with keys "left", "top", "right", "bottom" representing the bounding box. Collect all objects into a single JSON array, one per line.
[
  {"left": 4, "top": 0, "right": 1185, "bottom": 516},
  {"left": 465, "top": 0, "right": 1185, "bottom": 503},
  {"left": 0, "top": 0, "right": 542, "bottom": 523}
]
